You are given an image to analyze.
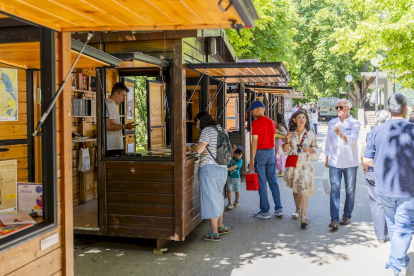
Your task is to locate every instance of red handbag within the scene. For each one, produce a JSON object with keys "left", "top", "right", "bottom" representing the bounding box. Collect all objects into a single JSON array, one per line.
[
  {"left": 285, "top": 155, "right": 298, "bottom": 168},
  {"left": 285, "top": 131, "right": 308, "bottom": 168},
  {"left": 245, "top": 170, "right": 259, "bottom": 191}
]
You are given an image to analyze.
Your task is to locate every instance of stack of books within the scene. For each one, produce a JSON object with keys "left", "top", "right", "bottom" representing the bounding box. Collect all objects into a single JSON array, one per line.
[
  {"left": 0, "top": 213, "right": 35, "bottom": 239},
  {"left": 71, "top": 99, "right": 97, "bottom": 117}
]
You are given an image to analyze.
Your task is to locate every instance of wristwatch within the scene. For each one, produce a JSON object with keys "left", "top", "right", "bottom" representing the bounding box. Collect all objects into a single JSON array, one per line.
[{"left": 122, "top": 124, "right": 125, "bottom": 130}]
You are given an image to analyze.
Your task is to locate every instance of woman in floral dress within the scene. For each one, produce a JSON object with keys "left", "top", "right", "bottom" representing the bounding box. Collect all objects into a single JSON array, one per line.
[{"left": 279, "top": 110, "right": 321, "bottom": 228}]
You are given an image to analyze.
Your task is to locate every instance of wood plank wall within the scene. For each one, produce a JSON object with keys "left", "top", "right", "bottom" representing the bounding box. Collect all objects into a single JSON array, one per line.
[
  {"left": 105, "top": 161, "right": 176, "bottom": 239},
  {"left": 0, "top": 32, "right": 72, "bottom": 276},
  {"left": 183, "top": 158, "right": 201, "bottom": 237},
  {"left": 183, "top": 38, "right": 205, "bottom": 64}
]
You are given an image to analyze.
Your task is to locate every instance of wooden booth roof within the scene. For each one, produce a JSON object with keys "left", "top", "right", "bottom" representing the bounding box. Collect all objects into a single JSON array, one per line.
[
  {"left": 245, "top": 85, "right": 295, "bottom": 95},
  {"left": 284, "top": 91, "right": 306, "bottom": 99},
  {"left": 186, "top": 62, "right": 291, "bottom": 84},
  {"left": 0, "top": 0, "right": 259, "bottom": 32},
  {"left": 111, "top": 52, "right": 169, "bottom": 68},
  {"left": 0, "top": 40, "right": 122, "bottom": 69}
]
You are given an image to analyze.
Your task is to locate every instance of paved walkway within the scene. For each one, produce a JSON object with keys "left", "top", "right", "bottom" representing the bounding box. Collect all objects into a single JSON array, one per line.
[{"left": 74, "top": 123, "right": 413, "bottom": 276}]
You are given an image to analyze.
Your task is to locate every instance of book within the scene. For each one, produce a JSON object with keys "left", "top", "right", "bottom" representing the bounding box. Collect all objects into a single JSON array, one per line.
[
  {"left": 0, "top": 213, "right": 36, "bottom": 225},
  {"left": 0, "top": 222, "right": 34, "bottom": 238},
  {"left": 71, "top": 72, "right": 77, "bottom": 89},
  {"left": 17, "top": 183, "right": 43, "bottom": 216},
  {"left": 79, "top": 73, "right": 88, "bottom": 90},
  {"left": 89, "top": 76, "right": 96, "bottom": 92}
]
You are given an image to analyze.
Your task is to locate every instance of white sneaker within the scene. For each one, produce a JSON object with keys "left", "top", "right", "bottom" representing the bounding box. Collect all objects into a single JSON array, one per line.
[
  {"left": 274, "top": 209, "right": 284, "bottom": 217},
  {"left": 253, "top": 211, "right": 271, "bottom": 219}
]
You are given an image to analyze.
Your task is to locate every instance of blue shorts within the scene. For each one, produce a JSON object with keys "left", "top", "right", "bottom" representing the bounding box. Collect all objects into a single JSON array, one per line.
[{"left": 227, "top": 176, "right": 241, "bottom": 192}]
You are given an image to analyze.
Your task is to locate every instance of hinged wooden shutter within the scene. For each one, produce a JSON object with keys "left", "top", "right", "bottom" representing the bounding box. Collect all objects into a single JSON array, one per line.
[{"left": 147, "top": 80, "right": 165, "bottom": 149}]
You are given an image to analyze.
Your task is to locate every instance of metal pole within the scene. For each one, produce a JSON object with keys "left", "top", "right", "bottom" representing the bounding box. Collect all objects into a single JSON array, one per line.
[
  {"left": 375, "top": 67, "right": 379, "bottom": 113},
  {"left": 347, "top": 82, "right": 350, "bottom": 100}
]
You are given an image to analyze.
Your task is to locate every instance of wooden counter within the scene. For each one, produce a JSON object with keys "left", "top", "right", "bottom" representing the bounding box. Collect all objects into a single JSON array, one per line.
[{"left": 99, "top": 157, "right": 201, "bottom": 242}]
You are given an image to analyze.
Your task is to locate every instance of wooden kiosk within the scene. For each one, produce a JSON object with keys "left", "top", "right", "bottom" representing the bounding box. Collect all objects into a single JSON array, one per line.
[
  {"left": 0, "top": 1, "right": 259, "bottom": 275},
  {"left": 186, "top": 63, "right": 292, "bottom": 174}
]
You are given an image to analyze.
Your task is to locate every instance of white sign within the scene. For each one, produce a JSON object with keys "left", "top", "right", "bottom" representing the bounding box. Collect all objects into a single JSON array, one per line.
[{"left": 41, "top": 233, "right": 59, "bottom": 251}]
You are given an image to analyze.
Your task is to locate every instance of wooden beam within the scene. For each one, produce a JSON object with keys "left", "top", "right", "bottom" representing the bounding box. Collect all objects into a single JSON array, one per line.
[
  {"left": 0, "top": 26, "right": 40, "bottom": 44},
  {"left": 59, "top": 31, "right": 74, "bottom": 276},
  {"left": 72, "top": 31, "right": 198, "bottom": 44},
  {"left": 173, "top": 39, "right": 186, "bottom": 241}
]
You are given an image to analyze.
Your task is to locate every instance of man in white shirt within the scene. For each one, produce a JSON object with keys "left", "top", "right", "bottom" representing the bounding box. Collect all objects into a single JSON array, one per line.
[
  {"left": 324, "top": 99, "right": 361, "bottom": 229},
  {"left": 106, "top": 83, "right": 135, "bottom": 157}
]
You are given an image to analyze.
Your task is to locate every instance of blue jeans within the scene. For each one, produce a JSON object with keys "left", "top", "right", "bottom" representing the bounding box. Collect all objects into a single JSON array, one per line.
[
  {"left": 255, "top": 149, "right": 282, "bottom": 213},
  {"left": 379, "top": 196, "right": 414, "bottom": 274},
  {"left": 314, "top": 124, "right": 318, "bottom": 135},
  {"left": 329, "top": 166, "right": 358, "bottom": 222}
]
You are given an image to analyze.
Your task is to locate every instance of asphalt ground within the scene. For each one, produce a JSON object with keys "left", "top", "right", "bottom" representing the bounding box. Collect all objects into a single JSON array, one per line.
[{"left": 74, "top": 123, "right": 412, "bottom": 276}]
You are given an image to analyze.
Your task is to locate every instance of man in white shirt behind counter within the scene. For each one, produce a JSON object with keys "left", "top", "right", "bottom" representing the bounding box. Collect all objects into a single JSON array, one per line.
[
  {"left": 324, "top": 99, "right": 361, "bottom": 230},
  {"left": 106, "top": 83, "right": 135, "bottom": 157}
]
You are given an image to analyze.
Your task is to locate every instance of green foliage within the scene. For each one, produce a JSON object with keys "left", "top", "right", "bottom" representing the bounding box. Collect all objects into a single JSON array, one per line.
[
  {"left": 226, "top": 0, "right": 298, "bottom": 78},
  {"left": 292, "top": 0, "right": 365, "bottom": 102},
  {"left": 129, "top": 76, "right": 155, "bottom": 151},
  {"left": 331, "top": 0, "right": 414, "bottom": 87}
]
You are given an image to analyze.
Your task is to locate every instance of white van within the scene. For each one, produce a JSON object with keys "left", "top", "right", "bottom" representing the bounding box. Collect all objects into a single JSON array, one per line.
[{"left": 318, "top": 97, "right": 338, "bottom": 121}]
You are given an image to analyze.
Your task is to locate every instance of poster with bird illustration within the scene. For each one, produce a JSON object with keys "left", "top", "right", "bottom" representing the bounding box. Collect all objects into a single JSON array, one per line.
[{"left": 0, "top": 68, "right": 18, "bottom": 121}]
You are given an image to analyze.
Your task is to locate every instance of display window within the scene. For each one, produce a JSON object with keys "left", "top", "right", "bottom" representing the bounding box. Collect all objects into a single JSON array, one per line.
[
  {"left": 103, "top": 69, "right": 173, "bottom": 161},
  {"left": 0, "top": 27, "right": 57, "bottom": 250}
]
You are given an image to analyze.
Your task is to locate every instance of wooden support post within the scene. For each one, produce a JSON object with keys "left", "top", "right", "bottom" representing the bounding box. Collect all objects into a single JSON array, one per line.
[
  {"left": 200, "top": 75, "right": 210, "bottom": 111},
  {"left": 239, "top": 84, "right": 247, "bottom": 174},
  {"left": 264, "top": 93, "right": 269, "bottom": 117},
  {"left": 59, "top": 31, "right": 74, "bottom": 276},
  {"left": 247, "top": 89, "right": 252, "bottom": 131},
  {"left": 173, "top": 39, "right": 185, "bottom": 241},
  {"left": 96, "top": 68, "right": 107, "bottom": 236},
  {"left": 154, "top": 239, "right": 170, "bottom": 254}
]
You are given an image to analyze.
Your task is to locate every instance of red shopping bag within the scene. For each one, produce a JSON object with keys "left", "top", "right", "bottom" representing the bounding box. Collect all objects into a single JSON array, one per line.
[{"left": 245, "top": 170, "right": 259, "bottom": 191}]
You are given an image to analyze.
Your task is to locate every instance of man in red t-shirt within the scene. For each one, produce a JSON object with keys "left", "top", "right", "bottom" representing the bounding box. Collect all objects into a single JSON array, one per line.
[{"left": 247, "top": 100, "right": 283, "bottom": 219}]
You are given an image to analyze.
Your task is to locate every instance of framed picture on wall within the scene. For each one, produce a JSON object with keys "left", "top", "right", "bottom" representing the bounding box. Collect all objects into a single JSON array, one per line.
[{"left": 0, "top": 68, "right": 18, "bottom": 121}]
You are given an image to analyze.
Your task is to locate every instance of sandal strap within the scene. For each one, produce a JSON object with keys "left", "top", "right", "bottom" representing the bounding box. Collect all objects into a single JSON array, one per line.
[{"left": 203, "top": 232, "right": 219, "bottom": 239}]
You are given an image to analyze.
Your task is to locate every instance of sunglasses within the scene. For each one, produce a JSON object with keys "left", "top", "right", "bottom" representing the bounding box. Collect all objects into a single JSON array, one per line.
[{"left": 335, "top": 106, "right": 345, "bottom": 111}]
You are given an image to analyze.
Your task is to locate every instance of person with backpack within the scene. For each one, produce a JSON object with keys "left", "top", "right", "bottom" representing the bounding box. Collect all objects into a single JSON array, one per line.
[
  {"left": 247, "top": 101, "right": 283, "bottom": 219},
  {"left": 191, "top": 111, "right": 232, "bottom": 241}
]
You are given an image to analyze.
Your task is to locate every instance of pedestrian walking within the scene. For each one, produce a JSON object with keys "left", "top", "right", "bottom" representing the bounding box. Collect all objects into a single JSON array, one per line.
[
  {"left": 225, "top": 145, "right": 243, "bottom": 211},
  {"left": 363, "top": 94, "right": 414, "bottom": 276},
  {"left": 247, "top": 100, "right": 283, "bottom": 219},
  {"left": 310, "top": 109, "right": 319, "bottom": 135},
  {"left": 324, "top": 99, "right": 361, "bottom": 230},
  {"left": 191, "top": 111, "right": 230, "bottom": 241},
  {"left": 274, "top": 113, "right": 287, "bottom": 177},
  {"left": 360, "top": 110, "right": 391, "bottom": 244},
  {"left": 280, "top": 110, "right": 321, "bottom": 228}
]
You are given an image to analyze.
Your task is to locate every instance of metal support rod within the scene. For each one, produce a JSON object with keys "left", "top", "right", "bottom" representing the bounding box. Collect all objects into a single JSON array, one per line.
[
  {"left": 186, "top": 69, "right": 206, "bottom": 107},
  {"left": 347, "top": 82, "right": 350, "bottom": 100},
  {"left": 33, "top": 32, "right": 94, "bottom": 136},
  {"left": 375, "top": 67, "right": 379, "bottom": 114}
]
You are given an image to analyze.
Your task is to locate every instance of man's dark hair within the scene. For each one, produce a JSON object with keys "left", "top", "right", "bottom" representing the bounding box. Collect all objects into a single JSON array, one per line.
[
  {"left": 388, "top": 94, "right": 407, "bottom": 116},
  {"left": 111, "top": 82, "right": 129, "bottom": 96},
  {"left": 234, "top": 149, "right": 243, "bottom": 155}
]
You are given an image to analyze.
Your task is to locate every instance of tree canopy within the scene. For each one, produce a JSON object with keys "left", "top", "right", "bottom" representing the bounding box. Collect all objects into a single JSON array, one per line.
[{"left": 226, "top": 0, "right": 414, "bottom": 105}]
